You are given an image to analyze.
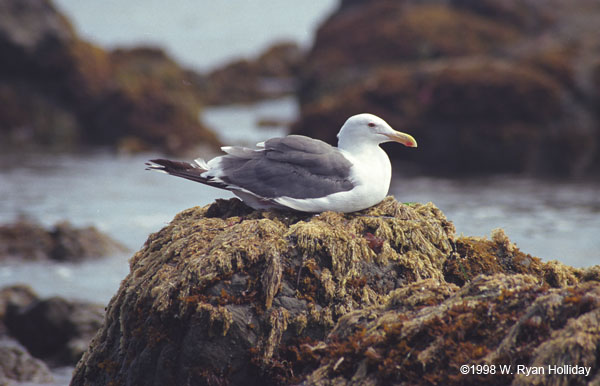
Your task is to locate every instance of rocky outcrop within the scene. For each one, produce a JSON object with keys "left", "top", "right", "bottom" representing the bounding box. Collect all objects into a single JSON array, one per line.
[
  {"left": 300, "top": 274, "right": 600, "bottom": 386},
  {"left": 0, "top": 338, "right": 54, "bottom": 385},
  {"left": 0, "top": 285, "right": 104, "bottom": 383},
  {"left": 0, "top": 0, "right": 220, "bottom": 154},
  {"left": 292, "top": 0, "right": 600, "bottom": 176},
  {"left": 5, "top": 296, "right": 105, "bottom": 366},
  {"left": 0, "top": 285, "right": 38, "bottom": 339},
  {"left": 0, "top": 218, "right": 128, "bottom": 261},
  {"left": 71, "top": 198, "right": 599, "bottom": 385},
  {"left": 196, "top": 42, "right": 303, "bottom": 106}
]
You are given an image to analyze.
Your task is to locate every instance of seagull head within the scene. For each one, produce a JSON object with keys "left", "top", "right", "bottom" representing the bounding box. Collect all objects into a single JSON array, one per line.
[{"left": 337, "top": 113, "right": 417, "bottom": 150}]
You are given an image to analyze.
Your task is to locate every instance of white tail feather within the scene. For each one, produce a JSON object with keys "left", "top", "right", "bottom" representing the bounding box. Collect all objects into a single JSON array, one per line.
[{"left": 194, "top": 158, "right": 209, "bottom": 169}]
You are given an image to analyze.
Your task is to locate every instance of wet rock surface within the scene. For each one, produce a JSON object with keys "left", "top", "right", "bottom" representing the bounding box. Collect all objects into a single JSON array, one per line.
[
  {"left": 0, "top": 285, "right": 105, "bottom": 383},
  {"left": 5, "top": 296, "right": 105, "bottom": 367},
  {"left": 292, "top": 0, "right": 600, "bottom": 176},
  {"left": 0, "top": 218, "right": 128, "bottom": 262},
  {"left": 71, "top": 198, "right": 599, "bottom": 385}
]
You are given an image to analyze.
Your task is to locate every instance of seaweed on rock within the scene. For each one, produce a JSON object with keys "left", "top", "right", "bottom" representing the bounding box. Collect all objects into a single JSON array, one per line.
[{"left": 72, "top": 197, "right": 600, "bottom": 385}]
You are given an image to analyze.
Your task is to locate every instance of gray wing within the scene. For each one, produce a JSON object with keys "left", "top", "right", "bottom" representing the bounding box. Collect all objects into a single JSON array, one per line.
[{"left": 218, "top": 135, "right": 355, "bottom": 199}]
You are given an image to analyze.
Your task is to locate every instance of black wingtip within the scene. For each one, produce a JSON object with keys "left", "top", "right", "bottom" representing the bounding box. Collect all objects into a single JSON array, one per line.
[{"left": 145, "top": 160, "right": 164, "bottom": 171}]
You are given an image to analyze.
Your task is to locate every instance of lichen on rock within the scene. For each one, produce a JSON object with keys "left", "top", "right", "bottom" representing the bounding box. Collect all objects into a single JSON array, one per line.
[{"left": 72, "top": 197, "right": 600, "bottom": 385}]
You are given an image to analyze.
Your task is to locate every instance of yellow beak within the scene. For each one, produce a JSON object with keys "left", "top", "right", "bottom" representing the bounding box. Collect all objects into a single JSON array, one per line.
[{"left": 385, "top": 131, "right": 418, "bottom": 148}]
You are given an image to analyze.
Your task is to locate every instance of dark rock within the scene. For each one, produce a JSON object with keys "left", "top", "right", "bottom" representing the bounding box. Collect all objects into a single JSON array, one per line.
[
  {"left": 293, "top": 0, "right": 600, "bottom": 176},
  {"left": 197, "top": 41, "right": 303, "bottom": 105},
  {"left": 0, "top": 218, "right": 128, "bottom": 261},
  {"left": 5, "top": 296, "right": 105, "bottom": 366},
  {"left": 0, "top": 285, "right": 38, "bottom": 337},
  {"left": 50, "top": 221, "right": 128, "bottom": 261},
  {"left": 70, "top": 198, "right": 599, "bottom": 385},
  {"left": 0, "top": 0, "right": 220, "bottom": 154},
  {"left": 96, "top": 47, "right": 220, "bottom": 154},
  {"left": 0, "top": 337, "right": 54, "bottom": 384},
  {"left": 0, "top": 285, "right": 38, "bottom": 318},
  {"left": 294, "top": 59, "right": 572, "bottom": 174}
]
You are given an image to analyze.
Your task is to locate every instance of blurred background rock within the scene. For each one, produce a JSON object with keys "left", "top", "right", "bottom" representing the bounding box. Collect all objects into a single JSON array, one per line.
[
  {"left": 0, "top": 0, "right": 219, "bottom": 155},
  {"left": 291, "top": 0, "right": 600, "bottom": 177}
]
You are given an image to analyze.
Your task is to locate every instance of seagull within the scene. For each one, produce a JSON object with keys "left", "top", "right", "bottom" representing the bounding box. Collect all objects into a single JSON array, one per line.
[{"left": 146, "top": 113, "right": 417, "bottom": 213}]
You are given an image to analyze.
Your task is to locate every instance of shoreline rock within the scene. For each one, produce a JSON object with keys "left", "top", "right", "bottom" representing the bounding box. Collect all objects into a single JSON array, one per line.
[
  {"left": 0, "top": 218, "right": 128, "bottom": 262},
  {"left": 71, "top": 197, "right": 599, "bottom": 385},
  {"left": 0, "top": 0, "right": 220, "bottom": 155},
  {"left": 0, "top": 337, "right": 54, "bottom": 385},
  {"left": 195, "top": 41, "right": 303, "bottom": 106},
  {"left": 0, "top": 285, "right": 105, "bottom": 383},
  {"left": 5, "top": 296, "right": 105, "bottom": 367},
  {"left": 292, "top": 0, "right": 600, "bottom": 177}
]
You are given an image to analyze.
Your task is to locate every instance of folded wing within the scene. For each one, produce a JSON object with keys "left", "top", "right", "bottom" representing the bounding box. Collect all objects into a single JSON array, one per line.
[{"left": 215, "top": 135, "right": 355, "bottom": 199}]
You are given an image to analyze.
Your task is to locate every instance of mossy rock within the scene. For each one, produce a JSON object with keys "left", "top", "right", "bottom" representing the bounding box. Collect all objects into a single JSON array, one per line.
[
  {"left": 72, "top": 197, "right": 456, "bottom": 385},
  {"left": 301, "top": 274, "right": 600, "bottom": 385},
  {"left": 72, "top": 197, "right": 599, "bottom": 385}
]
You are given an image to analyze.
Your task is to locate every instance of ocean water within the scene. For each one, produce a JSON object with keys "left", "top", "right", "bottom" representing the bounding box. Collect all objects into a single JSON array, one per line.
[
  {"left": 0, "top": 98, "right": 292, "bottom": 304},
  {"left": 394, "top": 175, "right": 600, "bottom": 269}
]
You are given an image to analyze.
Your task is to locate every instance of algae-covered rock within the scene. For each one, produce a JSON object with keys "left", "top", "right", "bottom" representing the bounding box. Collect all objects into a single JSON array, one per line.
[
  {"left": 445, "top": 228, "right": 582, "bottom": 288},
  {"left": 0, "top": 0, "right": 219, "bottom": 154},
  {"left": 301, "top": 275, "right": 600, "bottom": 386},
  {"left": 72, "top": 197, "right": 599, "bottom": 385},
  {"left": 71, "top": 197, "right": 455, "bottom": 385}
]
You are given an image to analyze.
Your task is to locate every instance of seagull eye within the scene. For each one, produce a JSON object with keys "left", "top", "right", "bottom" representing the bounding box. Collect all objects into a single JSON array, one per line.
[{"left": 368, "top": 122, "right": 375, "bottom": 127}]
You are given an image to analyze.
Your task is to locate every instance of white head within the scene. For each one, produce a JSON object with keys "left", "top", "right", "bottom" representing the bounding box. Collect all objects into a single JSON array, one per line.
[{"left": 337, "top": 113, "right": 417, "bottom": 150}]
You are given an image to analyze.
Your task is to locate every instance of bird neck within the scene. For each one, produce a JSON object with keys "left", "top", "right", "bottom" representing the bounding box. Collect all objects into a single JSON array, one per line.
[{"left": 337, "top": 135, "right": 381, "bottom": 153}]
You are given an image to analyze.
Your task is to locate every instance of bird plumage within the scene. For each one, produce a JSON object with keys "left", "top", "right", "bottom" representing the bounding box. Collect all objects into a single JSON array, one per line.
[{"left": 146, "top": 113, "right": 417, "bottom": 212}]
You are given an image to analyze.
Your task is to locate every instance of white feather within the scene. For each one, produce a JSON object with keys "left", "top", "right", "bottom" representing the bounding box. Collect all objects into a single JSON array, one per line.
[{"left": 194, "top": 158, "right": 209, "bottom": 169}]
